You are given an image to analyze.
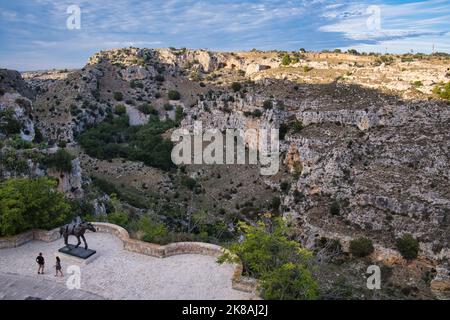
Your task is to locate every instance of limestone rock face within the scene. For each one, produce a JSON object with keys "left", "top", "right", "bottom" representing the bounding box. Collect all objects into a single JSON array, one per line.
[{"left": 245, "top": 63, "right": 270, "bottom": 77}]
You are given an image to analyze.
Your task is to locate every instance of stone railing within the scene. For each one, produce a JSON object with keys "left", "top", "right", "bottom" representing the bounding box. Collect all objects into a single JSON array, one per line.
[
  {"left": 0, "top": 222, "right": 258, "bottom": 295},
  {"left": 0, "top": 228, "right": 60, "bottom": 249}
]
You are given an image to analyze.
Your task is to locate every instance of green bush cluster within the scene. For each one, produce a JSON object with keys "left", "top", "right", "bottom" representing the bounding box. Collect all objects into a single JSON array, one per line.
[
  {"left": 349, "top": 237, "right": 374, "bottom": 257},
  {"left": 113, "top": 92, "right": 123, "bottom": 101},
  {"left": 231, "top": 82, "right": 242, "bottom": 92},
  {"left": 114, "top": 104, "right": 126, "bottom": 115},
  {"left": 168, "top": 90, "right": 181, "bottom": 100},
  {"left": 0, "top": 110, "right": 22, "bottom": 135},
  {"left": 45, "top": 149, "right": 74, "bottom": 173},
  {"left": 396, "top": 234, "right": 419, "bottom": 260},
  {"left": 219, "top": 218, "right": 318, "bottom": 300},
  {"left": 433, "top": 82, "right": 450, "bottom": 100},
  {"left": 77, "top": 115, "right": 175, "bottom": 171},
  {"left": 0, "top": 177, "right": 71, "bottom": 236}
]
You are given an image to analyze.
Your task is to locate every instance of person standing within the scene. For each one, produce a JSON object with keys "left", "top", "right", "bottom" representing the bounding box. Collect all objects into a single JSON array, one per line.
[
  {"left": 36, "top": 253, "right": 45, "bottom": 274},
  {"left": 55, "top": 257, "right": 63, "bottom": 277}
]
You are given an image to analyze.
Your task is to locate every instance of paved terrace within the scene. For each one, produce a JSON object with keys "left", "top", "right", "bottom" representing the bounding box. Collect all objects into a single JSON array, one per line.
[{"left": 0, "top": 232, "right": 253, "bottom": 300}]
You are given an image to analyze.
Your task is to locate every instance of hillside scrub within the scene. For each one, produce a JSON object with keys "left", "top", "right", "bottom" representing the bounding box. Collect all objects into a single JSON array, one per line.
[
  {"left": 219, "top": 217, "right": 318, "bottom": 300},
  {"left": 77, "top": 115, "right": 175, "bottom": 171}
]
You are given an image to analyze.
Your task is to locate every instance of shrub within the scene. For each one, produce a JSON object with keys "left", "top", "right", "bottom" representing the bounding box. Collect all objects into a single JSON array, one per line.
[
  {"left": 168, "top": 90, "right": 181, "bottom": 100},
  {"left": 114, "top": 104, "right": 126, "bottom": 115},
  {"left": 231, "top": 82, "right": 241, "bottom": 92},
  {"left": 412, "top": 81, "right": 423, "bottom": 87},
  {"left": 181, "top": 176, "right": 197, "bottom": 190},
  {"left": 113, "top": 92, "right": 123, "bottom": 101},
  {"left": 263, "top": 100, "right": 273, "bottom": 110},
  {"left": 155, "top": 74, "right": 165, "bottom": 82},
  {"left": 270, "top": 196, "right": 281, "bottom": 211},
  {"left": 58, "top": 140, "right": 67, "bottom": 148},
  {"left": 138, "top": 215, "right": 168, "bottom": 243},
  {"left": 329, "top": 201, "right": 340, "bottom": 215},
  {"left": 291, "top": 120, "right": 304, "bottom": 133},
  {"left": 349, "top": 237, "right": 374, "bottom": 257},
  {"left": 0, "top": 177, "right": 71, "bottom": 236},
  {"left": 396, "top": 234, "right": 419, "bottom": 260},
  {"left": 175, "top": 106, "right": 184, "bottom": 124},
  {"left": 433, "top": 82, "right": 450, "bottom": 100},
  {"left": 45, "top": 149, "right": 74, "bottom": 173},
  {"left": 0, "top": 110, "right": 21, "bottom": 135},
  {"left": 281, "top": 53, "right": 291, "bottom": 66},
  {"left": 218, "top": 218, "right": 318, "bottom": 300},
  {"left": 164, "top": 103, "right": 174, "bottom": 111},
  {"left": 280, "top": 181, "right": 290, "bottom": 193},
  {"left": 138, "top": 103, "right": 156, "bottom": 115},
  {"left": 260, "top": 263, "right": 318, "bottom": 300},
  {"left": 107, "top": 211, "right": 129, "bottom": 228}
]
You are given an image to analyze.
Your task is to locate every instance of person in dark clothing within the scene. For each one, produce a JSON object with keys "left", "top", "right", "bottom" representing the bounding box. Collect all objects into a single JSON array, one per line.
[
  {"left": 36, "top": 253, "right": 45, "bottom": 274},
  {"left": 55, "top": 256, "right": 63, "bottom": 277}
]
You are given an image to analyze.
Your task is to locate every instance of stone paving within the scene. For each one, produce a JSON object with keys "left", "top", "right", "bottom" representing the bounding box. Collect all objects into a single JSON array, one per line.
[
  {"left": 0, "top": 273, "right": 104, "bottom": 300},
  {"left": 0, "top": 232, "right": 253, "bottom": 300}
]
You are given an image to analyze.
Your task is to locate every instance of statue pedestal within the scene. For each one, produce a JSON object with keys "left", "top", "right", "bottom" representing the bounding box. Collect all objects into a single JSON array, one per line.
[{"left": 57, "top": 244, "right": 97, "bottom": 266}]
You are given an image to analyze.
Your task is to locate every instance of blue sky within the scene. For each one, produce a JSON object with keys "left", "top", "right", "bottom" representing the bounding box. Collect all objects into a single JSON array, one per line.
[{"left": 0, "top": 0, "right": 449, "bottom": 70}]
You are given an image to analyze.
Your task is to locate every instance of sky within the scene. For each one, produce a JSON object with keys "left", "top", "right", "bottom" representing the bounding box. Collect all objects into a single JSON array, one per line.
[{"left": 0, "top": 0, "right": 449, "bottom": 71}]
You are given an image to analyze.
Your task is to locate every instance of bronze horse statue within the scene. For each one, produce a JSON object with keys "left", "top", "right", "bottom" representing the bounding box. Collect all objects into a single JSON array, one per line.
[{"left": 60, "top": 216, "right": 96, "bottom": 250}]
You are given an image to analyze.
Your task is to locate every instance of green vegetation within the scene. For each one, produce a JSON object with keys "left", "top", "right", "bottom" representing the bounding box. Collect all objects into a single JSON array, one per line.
[
  {"left": 433, "top": 82, "right": 450, "bottom": 100},
  {"left": 262, "top": 100, "right": 273, "bottom": 110},
  {"left": 0, "top": 110, "right": 21, "bottom": 135},
  {"left": 349, "top": 237, "right": 374, "bottom": 257},
  {"left": 45, "top": 149, "right": 74, "bottom": 173},
  {"left": 138, "top": 103, "right": 157, "bottom": 115},
  {"left": 270, "top": 196, "right": 281, "bottom": 211},
  {"left": 0, "top": 177, "right": 71, "bottom": 236},
  {"left": 231, "top": 82, "right": 242, "bottom": 92},
  {"left": 114, "top": 104, "right": 126, "bottom": 115},
  {"left": 396, "top": 234, "right": 419, "bottom": 260},
  {"left": 329, "top": 201, "right": 340, "bottom": 216},
  {"left": 281, "top": 53, "right": 292, "bottom": 66},
  {"left": 77, "top": 115, "right": 175, "bottom": 171},
  {"left": 138, "top": 215, "right": 168, "bottom": 243},
  {"left": 113, "top": 92, "right": 124, "bottom": 101},
  {"left": 168, "top": 90, "right": 181, "bottom": 100},
  {"left": 219, "top": 217, "right": 318, "bottom": 300},
  {"left": 412, "top": 81, "right": 423, "bottom": 87},
  {"left": 164, "top": 103, "right": 174, "bottom": 111}
]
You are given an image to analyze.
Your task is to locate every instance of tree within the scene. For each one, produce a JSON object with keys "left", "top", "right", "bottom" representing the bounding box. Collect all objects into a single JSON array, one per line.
[
  {"left": 218, "top": 217, "right": 318, "bottom": 300},
  {"left": 282, "top": 53, "right": 292, "bottom": 66},
  {"left": 396, "top": 234, "right": 419, "bottom": 260},
  {"left": 349, "top": 237, "right": 374, "bottom": 257},
  {"left": 0, "top": 178, "right": 71, "bottom": 236}
]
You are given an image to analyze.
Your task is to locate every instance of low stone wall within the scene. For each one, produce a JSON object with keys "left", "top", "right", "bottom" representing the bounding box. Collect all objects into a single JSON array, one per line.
[
  {"left": 0, "top": 229, "right": 58, "bottom": 249},
  {"left": 0, "top": 223, "right": 257, "bottom": 294}
]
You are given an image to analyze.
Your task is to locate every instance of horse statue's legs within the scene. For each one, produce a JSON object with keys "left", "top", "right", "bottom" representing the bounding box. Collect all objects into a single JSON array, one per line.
[
  {"left": 75, "top": 236, "right": 81, "bottom": 248},
  {"left": 64, "top": 234, "right": 68, "bottom": 246},
  {"left": 81, "top": 234, "right": 88, "bottom": 250}
]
